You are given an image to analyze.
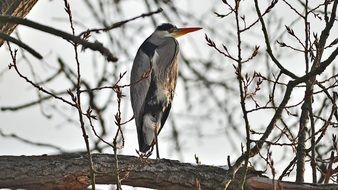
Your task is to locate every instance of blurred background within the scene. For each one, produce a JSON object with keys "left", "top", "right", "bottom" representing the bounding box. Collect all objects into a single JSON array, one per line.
[{"left": 0, "top": 0, "right": 337, "bottom": 189}]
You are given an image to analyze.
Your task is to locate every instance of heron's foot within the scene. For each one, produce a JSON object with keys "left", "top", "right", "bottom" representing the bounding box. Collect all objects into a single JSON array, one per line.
[
  {"left": 155, "top": 146, "right": 160, "bottom": 160},
  {"left": 136, "top": 149, "right": 153, "bottom": 164}
]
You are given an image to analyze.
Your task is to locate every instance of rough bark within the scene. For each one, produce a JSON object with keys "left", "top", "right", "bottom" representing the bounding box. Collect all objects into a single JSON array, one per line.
[
  {"left": 0, "top": 154, "right": 337, "bottom": 190},
  {"left": 0, "top": 0, "right": 38, "bottom": 46},
  {"left": 0, "top": 153, "right": 227, "bottom": 190},
  {"left": 247, "top": 176, "right": 338, "bottom": 190}
]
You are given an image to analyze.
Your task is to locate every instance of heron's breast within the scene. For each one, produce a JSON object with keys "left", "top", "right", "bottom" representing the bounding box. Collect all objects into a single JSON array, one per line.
[{"left": 154, "top": 82, "right": 171, "bottom": 105}]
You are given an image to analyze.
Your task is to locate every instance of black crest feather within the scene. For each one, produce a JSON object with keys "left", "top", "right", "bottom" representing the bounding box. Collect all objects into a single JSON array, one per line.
[{"left": 156, "top": 23, "right": 177, "bottom": 31}]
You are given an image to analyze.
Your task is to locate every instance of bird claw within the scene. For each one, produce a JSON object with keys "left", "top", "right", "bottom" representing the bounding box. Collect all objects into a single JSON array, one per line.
[{"left": 136, "top": 149, "right": 152, "bottom": 159}]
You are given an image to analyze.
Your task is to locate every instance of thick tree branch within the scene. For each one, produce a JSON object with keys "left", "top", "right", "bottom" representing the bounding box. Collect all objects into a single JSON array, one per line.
[
  {"left": 0, "top": 154, "right": 337, "bottom": 190},
  {"left": 247, "top": 176, "right": 338, "bottom": 190},
  {"left": 0, "top": 154, "right": 227, "bottom": 190}
]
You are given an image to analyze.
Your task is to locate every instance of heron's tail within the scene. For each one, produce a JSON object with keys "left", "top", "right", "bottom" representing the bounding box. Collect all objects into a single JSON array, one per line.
[
  {"left": 139, "top": 142, "right": 152, "bottom": 153},
  {"left": 138, "top": 113, "right": 161, "bottom": 153},
  {"left": 137, "top": 125, "right": 152, "bottom": 153}
]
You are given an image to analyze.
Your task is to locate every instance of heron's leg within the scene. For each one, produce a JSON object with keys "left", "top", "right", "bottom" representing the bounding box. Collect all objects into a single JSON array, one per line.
[{"left": 154, "top": 124, "right": 160, "bottom": 159}]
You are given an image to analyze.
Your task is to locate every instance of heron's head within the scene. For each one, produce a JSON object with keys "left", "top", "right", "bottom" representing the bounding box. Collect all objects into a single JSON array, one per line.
[{"left": 155, "top": 23, "right": 202, "bottom": 38}]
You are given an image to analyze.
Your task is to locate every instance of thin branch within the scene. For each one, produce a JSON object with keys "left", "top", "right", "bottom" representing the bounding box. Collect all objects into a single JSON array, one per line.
[
  {"left": 282, "top": 0, "right": 304, "bottom": 19},
  {"left": 63, "top": 1, "right": 96, "bottom": 189},
  {"left": 239, "top": 0, "right": 278, "bottom": 33},
  {"left": 7, "top": 43, "right": 76, "bottom": 108},
  {"left": 233, "top": 2, "right": 252, "bottom": 189},
  {"left": 78, "top": 8, "right": 163, "bottom": 36},
  {"left": 254, "top": 0, "right": 299, "bottom": 79},
  {"left": 0, "top": 32, "right": 42, "bottom": 59},
  {"left": 0, "top": 129, "right": 64, "bottom": 152},
  {"left": 0, "top": 15, "right": 118, "bottom": 62}
]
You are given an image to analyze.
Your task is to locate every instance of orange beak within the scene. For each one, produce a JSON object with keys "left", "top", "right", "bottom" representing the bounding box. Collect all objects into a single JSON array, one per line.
[{"left": 171, "top": 27, "right": 202, "bottom": 38}]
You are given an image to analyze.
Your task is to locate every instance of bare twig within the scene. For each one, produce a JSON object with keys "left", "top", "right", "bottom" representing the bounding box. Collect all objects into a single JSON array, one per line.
[
  {"left": 78, "top": 8, "right": 163, "bottom": 36},
  {"left": 233, "top": 1, "right": 252, "bottom": 189},
  {"left": 6, "top": 43, "right": 76, "bottom": 108},
  {"left": 63, "top": 1, "right": 96, "bottom": 188},
  {"left": 0, "top": 32, "right": 42, "bottom": 59},
  {"left": 0, "top": 129, "right": 64, "bottom": 152},
  {"left": 111, "top": 72, "right": 128, "bottom": 190},
  {"left": 0, "top": 15, "right": 118, "bottom": 62},
  {"left": 254, "top": 0, "right": 299, "bottom": 79}
]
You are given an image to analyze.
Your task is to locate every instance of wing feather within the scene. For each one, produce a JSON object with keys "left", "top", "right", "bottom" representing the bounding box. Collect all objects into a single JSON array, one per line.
[{"left": 130, "top": 47, "right": 151, "bottom": 127}]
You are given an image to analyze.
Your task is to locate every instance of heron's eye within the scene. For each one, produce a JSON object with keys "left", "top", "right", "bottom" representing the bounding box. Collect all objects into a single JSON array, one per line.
[
  {"left": 169, "top": 28, "right": 177, "bottom": 33},
  {"left": 151, "top": 113, "right": 158, "bottom": 119}
]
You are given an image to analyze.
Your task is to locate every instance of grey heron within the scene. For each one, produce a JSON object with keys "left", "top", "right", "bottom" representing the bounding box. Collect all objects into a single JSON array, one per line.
[{"left": 130, "top": 23, "right": 202, "bottom": 158}]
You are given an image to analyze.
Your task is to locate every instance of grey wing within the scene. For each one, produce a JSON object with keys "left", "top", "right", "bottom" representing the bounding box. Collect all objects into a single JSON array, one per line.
[{"left": 130, "top": 48, "right": 151, "bottom": 129}]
